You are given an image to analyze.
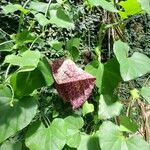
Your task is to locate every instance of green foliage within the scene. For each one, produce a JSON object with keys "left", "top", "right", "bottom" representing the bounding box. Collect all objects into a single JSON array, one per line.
[
  {"left": 26, "top": 116, "right": 83, "bottom": 150},
  {"left": 119, "top": 116, "right": 138, "bottom": 133},
  {"left": 64, "top": 116, "right": 84, "bottom": 148},
  {"left": 0, "top": 0, "right": 150, "bottom": 149},
  {"left": 0, "top": 141, "right": 22, "bottom": 150},
  {"left": 114, "top": 40, "right": 150, "bottom": 81},
  {"left": 38, "top": 58, "right": 54, "bottom": 86},
  {"left": 1, "top": 4, "right": 28, "bottom": 14},
  {"left": 98, "top": 95, "right": 123, "bottom": 120},
  {"left": 87, "top": 0, "right": 118, "bottom": 12},
  {"left": 10, "top": 69, "right": 45, "bottom": 98},
  {"left": 26, "top": 119, "right": 67, "bottom": 150},
  {"left": 4, "top": 50, "right": 41, "bottom": 71},
  {"left": 66, "top": 38, "right": 80, "bottom": 60},
  {"left": 82, "top": 101, "right": 94, "bottom": 116},
  {"left": 119, "top": 0, "right": 144, "bottom": 19},
  {"left": 140, "top": 86, "right": 150, "bottom": 103},
  {"left": 49, "top": 40, "right": 64, "bottom": 51},
  {"left": 29, "top": 1, "right": 48, "bottom": 13},
  {"left": 85, "top": 60, "right": 104, "bottom": 89},
  {"left": 138, "top": 0, "right": 150, "bottom": 16},
  {"left": 0, "top": 92, "right": 37, "bottom": 143},
  {"left": 49, "top": 8, "right": 74, "bottom": 29},
  {"left": 0, "top": 41, "right": 14, "bottom": 52},
  {"left": 78, "top": 134, "right": 100, "bottom": 150},
  {"left": 99, "top": 121, "right": 150, "bottom": 150},
  {"left": 34, "top": 13, "right": 51, "bottom": 26}
]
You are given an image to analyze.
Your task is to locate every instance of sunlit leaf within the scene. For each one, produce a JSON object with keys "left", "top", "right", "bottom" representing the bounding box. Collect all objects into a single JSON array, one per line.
[
  {"left": 78, "top": 133, "right": 100, "bottom": 150},
  {"left": 88, "top": 0, "right": 118, "bottom": 12},
  {"left": 4, "top": 50, "right": 41, "bottom": 70},
  {"left": 119, "top": 116, "right": 138, "bottom": 133},
  {"left": 0, "top": 141, "right": 22, "bottom": 150},
  {"left": 26, "top": 119, "right": 67, "bottom": 150},
  {"left": 12, "top": 30, "right": 36, "bottom": 47},
  {"left": 98, "top": 94, "right": 122, "bottom": 120},
  {"left": 34, "top": 13, "right": 51, "bottom": 26},
  {"left": 49, "top": 40, "right": 64, "bottom": 50},
  {"left": 10, "top": 69, "right": 45, "bottom": 98},
  {"left": 114, "top": 40, "right": 150, "bottom": 81},
  {"left": 66, "top": 38, "right": 80, "bottom": 60},
  {"left": 49, "top": 9, "right": 74, "bottom": 29},
  {"left": 65, "top": 116, "right": 84, "bottom": 148},
  {"left": 38, "top": 57, "right": 54, "bottom": 86},
  {"left": 0, "top": 94, "right": 37, "bottom": 143},
  {"left": 82, "top": 101, "right": 94, "bottom": 116},
  {"left": 99, "top": 121, "right": 150, "bottom": 150},
  {"left": 0, "top": 41, "right": 14, "bottom": 52},
  {"left": 140, "top": 86, "right": 150, "bottom": 103},
  {"left": 138, "top": 0, "right": 150, "bottom": 16},
  {"left": 1, "top": 4, "right": 28, "bottom": 14},
  {"left": 119, "top": 0, "right": 144, "bottom": 19}
]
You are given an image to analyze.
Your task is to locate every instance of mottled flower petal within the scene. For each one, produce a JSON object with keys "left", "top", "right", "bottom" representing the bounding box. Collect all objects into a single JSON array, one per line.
[{"left": 50, "top": 59, "right": 96, "bottom": 109}]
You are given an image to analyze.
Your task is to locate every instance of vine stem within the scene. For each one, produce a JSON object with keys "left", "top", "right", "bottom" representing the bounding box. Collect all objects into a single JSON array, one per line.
[
  {"left": 18, "top": 0, "right": 31, "bottom": 33},
  {"left": 0, "top": 28, "right": 10, "bottom": 36},
  {"left": 29, "top": 0, "right": 52, "bottom": 50},
  {"left": 126, "top": 97, "right": 132, "bottom": 117},
  {"left": 142, "top": 75, "right": 150, "bottom": 87},
  {"left": 23, "top": 0, "right": 31, "bottom": 8},
  {"left": 28, "top": 33, "right": 43, "bottom": 50},
  {"left": 5, "top": 64, "right": 11, "bottom": 80},
  {"left": 6, "top": 84, "right": 15, "bottom": 107},
  {"left": 0, "top": 40, "right": 13, "bottom": 46},
  {"left": 45, "top": 0, "right": 52, "bottom": 17}
]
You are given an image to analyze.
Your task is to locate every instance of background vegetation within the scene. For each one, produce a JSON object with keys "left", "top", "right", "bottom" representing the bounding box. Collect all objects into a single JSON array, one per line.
[{"left": 0, "top": 0, "right": 150, "bottom": 149}]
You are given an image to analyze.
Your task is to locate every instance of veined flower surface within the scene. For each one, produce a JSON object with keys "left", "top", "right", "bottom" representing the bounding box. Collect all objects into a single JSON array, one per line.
[{"left": 50, "top": 59, "right": 96, "bottom": 109}]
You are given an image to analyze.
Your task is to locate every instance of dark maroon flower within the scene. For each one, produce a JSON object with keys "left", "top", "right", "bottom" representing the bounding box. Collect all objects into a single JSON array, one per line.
[{"left": 50, "top": 59, "right": 96, "bottom": 109}]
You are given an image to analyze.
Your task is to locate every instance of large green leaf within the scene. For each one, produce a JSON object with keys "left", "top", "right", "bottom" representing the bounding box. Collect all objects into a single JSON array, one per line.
[
  {"left": 1, "top": 4, "right": 28, "bottom": 14},
  {"left": 0, "top": 84, "right": 12, "bottom": 100},
  {"left": 85, "top": 58, "right": 121, "bottom": 95},
  {"left": 98, "top": 95, "right": 122, "bottom": 120},
  {"left": 29, "top": 2, "right": 60, "bottom": 13},
  {"left": 119, "top": 116, "right": 138, "bottom": 133},
  {"left": 10, "top": 68, "right": 45, "bottom": 98},
  {"left": 25, "top": 118, "right": 67, "bottom": 150},
  {"left": 64, "top": 116, "right": 84, "bottom": 148},
  {"left": 4, "top": 50, "right": 41, "bottom": 71},
  {"left": 99, "top": 121, "right": 150, "bottom": 150},
  {"left": 120, "top": 53, "right": 150, "bottom": 81},
  {"left": 0, "top": 41, "right": 14, "bottom": 52},
  {"left": 78, "top": 133, "right": 100, "bottom": 150},
  {"left": 119, "top": 0, "right": 144, "bottom": 19},
  {"left": 49, "top": 8, "right": 74, "bottom": 29},
  {"left": 37, "top": 57, "right": 54, "bottom": 86},
  {"left": 66, "top": 38, "right": 80, "bottom": 60},
  {"left": 0, "top": 141, "right": 22, "bottom": 150},
  {"left": 88, "top": 0, "right": 118, "bottom": 12},
  {"left": 113, "top": 40, "right": 150, "bottom": 81},
  {"left": 138, "top": 0, "right": 150, "bottom": 16},
  {"left": 12, "top": 30, "right": 36, "bottom": 47},
  {"left": 29, "top": 2, "right": 48, "bottom": 13},
  {"left": 113, "top": 40, "right": 129, "bottom": 62},
  {"left": 101, "top": 58, "right": 122, "bottom": 95},
  {"left": 34, "top": 13, "right": 51, "bottom": 26},
  {"left": 49, "top": 40, "right": 64, "bottom": 50},
  {"left": 85, "top": 60, "right": 104, "bottom": 90},
  {"left": 0, "top": 91, "right": 37, "bottom": 143},
  {"left": 140, "top": 86, "right": 150, "bottom": 103}
]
